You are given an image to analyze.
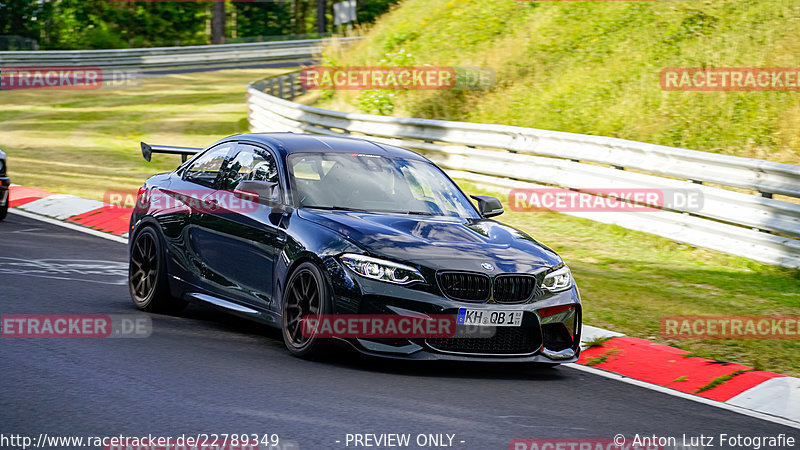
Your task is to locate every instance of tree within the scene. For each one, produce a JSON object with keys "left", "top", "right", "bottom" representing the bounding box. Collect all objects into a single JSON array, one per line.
[
  {"left": 316, "top": 0, "right": 326, "bottom": 34},
  {"left": 233, "top": 2, "right": 293, "bottom": 39},
  {"left": 0, "top": 0, "right": 399, "bottom": 50},
  {"left": 0, "top": 0, "right": 40, "bottom": 40},
  {"left": 211, "top": 1, "right": 225, "bottom": 45}
]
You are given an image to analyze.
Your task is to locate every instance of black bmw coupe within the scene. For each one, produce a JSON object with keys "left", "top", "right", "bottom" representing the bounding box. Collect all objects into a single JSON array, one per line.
[{"left": 129, "top": 133, "right": 581, "bottom": 363}]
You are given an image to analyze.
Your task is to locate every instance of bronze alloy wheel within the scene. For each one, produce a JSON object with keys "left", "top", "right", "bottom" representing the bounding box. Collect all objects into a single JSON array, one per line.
[
  {"left": 128, "top": 226, "right": 186, "bottom": 314},
  {"left": 281, "top": 262, "right": 332, "bottom": 359},
  {"left": 130, "top": 229, "right": 158, "bottom": 303}
]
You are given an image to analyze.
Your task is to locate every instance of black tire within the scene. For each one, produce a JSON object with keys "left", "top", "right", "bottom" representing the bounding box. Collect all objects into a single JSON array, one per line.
[
  {"left": 0, "top": 193, "right": 8, "bottom": 222},
  {"left": 129, "top": 226, "right": 186, "bottom": 314},
  {"left": 281, "top": 261, "right": 333, "bottom": 359}
]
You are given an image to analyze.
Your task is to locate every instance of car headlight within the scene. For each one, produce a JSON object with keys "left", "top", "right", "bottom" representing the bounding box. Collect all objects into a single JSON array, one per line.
[
  {"left": 542, "top": 266, "right": 573, "bottom": 292},
  {"left": 340, "top": 254, "right": 425, "bottom": 285}
]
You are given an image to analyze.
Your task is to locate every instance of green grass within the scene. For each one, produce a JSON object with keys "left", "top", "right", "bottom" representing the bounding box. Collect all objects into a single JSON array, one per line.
[
  {"left": 0, "top": 69, "right": 289, "bottom": 200},
  {"left": 696, "top": 369, "right": 751, "bottom": 393},
  {"left": 319, "top": 0, "right": 800, "bottom": 164},
  {"left": 1, "top": 68, "right": 799, "bottom": 377},
  {"left": 583, "top": 336, "right": 613, "bottom": 349},
  {"left": 585, "top": 347, "right": 621, "bottom": 366}
]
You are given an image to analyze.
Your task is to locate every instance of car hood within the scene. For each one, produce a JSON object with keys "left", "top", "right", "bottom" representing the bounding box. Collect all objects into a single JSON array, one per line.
[{"left": 298, "top": 209, "right": 562, "bottom": 273}]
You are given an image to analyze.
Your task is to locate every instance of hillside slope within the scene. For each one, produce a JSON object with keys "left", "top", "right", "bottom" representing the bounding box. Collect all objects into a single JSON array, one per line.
[{"left": 320, "top": 0, "right": 800, "bottom": 164}]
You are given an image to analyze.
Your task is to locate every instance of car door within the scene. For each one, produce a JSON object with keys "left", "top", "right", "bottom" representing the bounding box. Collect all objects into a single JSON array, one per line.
[
  {"left": 191, "top": 142, "right": 286, "bottom": 310},
  {"left": 157, "top": 141, "right": 236, "bottom": 290}
]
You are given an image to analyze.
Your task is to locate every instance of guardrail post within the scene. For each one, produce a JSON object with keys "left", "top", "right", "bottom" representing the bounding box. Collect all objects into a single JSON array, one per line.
[
  {"left": 288, "top": 74, "right": 296, "bottom": 100},
  {"left": 278, "top": 77, "right": 285, "bottom": 99}
]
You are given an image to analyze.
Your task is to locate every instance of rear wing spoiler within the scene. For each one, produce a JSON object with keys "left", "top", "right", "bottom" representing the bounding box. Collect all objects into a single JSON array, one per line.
[{"left": 141, "top": 142, "right": 202, "bottom": 163}]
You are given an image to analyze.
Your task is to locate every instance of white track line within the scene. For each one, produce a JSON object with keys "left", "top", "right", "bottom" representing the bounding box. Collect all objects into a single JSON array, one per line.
[
  {"left": 566, "top": 363, "right": 800, "bottom": 430},
  {"left": 9, "top": 207, "right": 800, "bottom": 430},
  {"left": 9, "top": 208, "right": 128, "bottom": 244}
]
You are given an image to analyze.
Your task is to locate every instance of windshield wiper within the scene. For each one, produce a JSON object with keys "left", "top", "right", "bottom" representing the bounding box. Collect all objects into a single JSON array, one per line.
[
  {"left": 304, "top": 205, "right": 434, "bottom": 216},
  {"left": 304, "top": 205, "right": 368, "bottom": 212}
]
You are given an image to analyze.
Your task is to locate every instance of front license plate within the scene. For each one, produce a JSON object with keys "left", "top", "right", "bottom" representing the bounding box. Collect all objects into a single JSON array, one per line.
[{"left": 457, "top": 308, "right": 523, "bottom": 327}]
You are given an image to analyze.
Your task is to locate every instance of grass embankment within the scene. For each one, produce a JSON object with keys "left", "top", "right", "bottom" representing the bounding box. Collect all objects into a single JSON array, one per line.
[
  {"left": 1, "top": 69, "right": 798, "bottom": 376},
  {"left": 319, "top": 0, "right": 800, "bottom": 164}
]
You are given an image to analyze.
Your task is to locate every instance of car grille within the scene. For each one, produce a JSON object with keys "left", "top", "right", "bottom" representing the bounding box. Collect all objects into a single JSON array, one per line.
[
  {"left": 493, "top": 275, "right": 537, "bottom": 303},
  {"left": 437, "top": 272, "right": 491, "bottom": 302},
  {"left": 437, "top": 271, "right": 543, "bottom": 303},
  {"left": 426, "top": 316, "right": 543, "bottom": 355}
]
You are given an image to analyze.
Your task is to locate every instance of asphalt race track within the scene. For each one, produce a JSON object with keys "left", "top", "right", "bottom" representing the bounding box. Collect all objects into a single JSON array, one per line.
[{"left": 1, "top": 213, "right": 798, "bottom": 450}]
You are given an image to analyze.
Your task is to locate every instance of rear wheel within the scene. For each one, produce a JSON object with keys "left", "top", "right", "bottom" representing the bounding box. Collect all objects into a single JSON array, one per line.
[
  {"left": 129, "top": 226, "right": 186, "bottom": 314},
  {"left": 281, "top": 262, "right": 333, "bottom": 359}
]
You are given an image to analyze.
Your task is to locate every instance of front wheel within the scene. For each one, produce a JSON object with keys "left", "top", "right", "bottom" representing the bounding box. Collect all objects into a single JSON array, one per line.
[
  {"left": 129, "top": 226, "right": 186, "bottom": 314},
  {"left": 281, "top": 262, "right": 333, "bottom": 359}
]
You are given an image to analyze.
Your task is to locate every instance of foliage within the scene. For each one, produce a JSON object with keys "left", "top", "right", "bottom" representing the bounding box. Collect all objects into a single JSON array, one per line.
[
  {"left": 319, "top": 0, "right": 800, "bottom": 163},
  {"left": 0, "top": 0, "right": 401, "bottom": 49},
  {"left": 356, "top": 46, "right": 414, "bottom": 115}
]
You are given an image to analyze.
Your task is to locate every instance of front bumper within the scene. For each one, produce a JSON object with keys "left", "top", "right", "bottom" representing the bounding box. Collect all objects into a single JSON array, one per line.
[{"left": 327, "top": 262, "right": 582, "bottom": 363}]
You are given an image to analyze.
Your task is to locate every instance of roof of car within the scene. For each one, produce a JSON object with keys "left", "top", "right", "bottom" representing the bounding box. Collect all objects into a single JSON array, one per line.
[{"left": 231, "top": 133, "right": 429, "bottom": 161}]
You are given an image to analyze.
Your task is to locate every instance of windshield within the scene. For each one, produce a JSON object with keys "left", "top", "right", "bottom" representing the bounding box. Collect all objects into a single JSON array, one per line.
[{"left": 288, "top": 153, "right": 480, "bottom": 219}]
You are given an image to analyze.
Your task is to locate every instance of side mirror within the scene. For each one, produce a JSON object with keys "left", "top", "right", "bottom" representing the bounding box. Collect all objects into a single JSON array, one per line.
[
  {"left": 470, "top": 195, "right": 504, "bottom": 218},
  {"left": 234, "top": 180, "right": 281, "bottom": 206}
]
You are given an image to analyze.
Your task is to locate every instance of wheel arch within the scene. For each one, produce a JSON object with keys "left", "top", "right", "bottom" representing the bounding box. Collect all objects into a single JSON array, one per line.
[
  {"left": 277, "top": 251, "right": 330, "bottom": 313},
  {"left": 129, "top": 218, "right": 175, "bottom": 298}
]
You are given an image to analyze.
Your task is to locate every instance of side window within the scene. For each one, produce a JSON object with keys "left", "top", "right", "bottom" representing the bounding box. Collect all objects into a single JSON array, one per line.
[
  {"left": 222, "top": 145, "right": 279, "bottom": 190},
  {"left": 184, "top": 143, "right": 234, "bottom": 188}
]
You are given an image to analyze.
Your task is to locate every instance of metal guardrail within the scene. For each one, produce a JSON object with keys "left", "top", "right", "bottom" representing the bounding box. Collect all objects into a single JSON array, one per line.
[
  {"left": 0, "top": 38, "right": 362, "bottom": 70},
  {"left": 247, "top": 72, "right": 800, "bottom": 268}
]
